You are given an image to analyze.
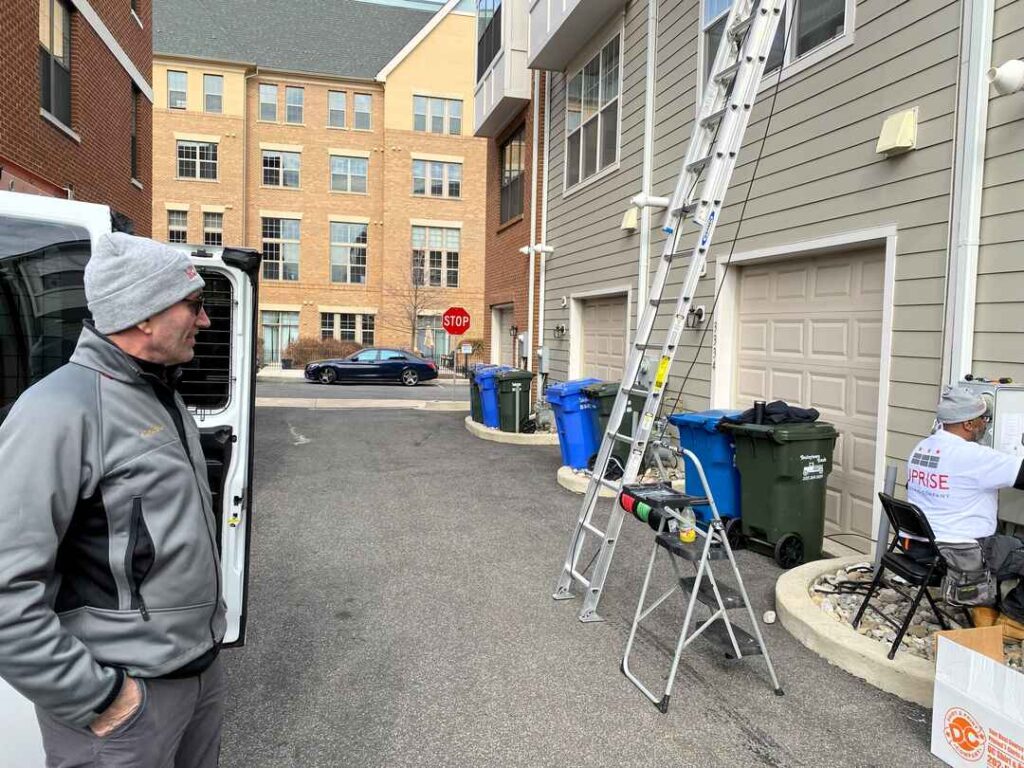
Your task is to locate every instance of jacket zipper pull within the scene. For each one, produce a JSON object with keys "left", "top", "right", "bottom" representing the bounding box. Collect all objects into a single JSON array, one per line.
[{"left": 138, "top": 594, "right": 151, "bottom": 622}]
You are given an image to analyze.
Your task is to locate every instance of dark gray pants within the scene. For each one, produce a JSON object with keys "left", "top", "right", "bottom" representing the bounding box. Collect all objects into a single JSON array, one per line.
[
  {"left": 36, "top": 657, "right": 226, "bottom": 768},
  {"left": 981, "top": 534, "right": 1024, "bottom": 621}
]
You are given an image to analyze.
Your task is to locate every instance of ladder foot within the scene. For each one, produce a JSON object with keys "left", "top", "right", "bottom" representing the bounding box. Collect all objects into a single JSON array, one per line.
[
  {"left": 578, "top": 610, "right": 604, "bottom": 623},
  {"left": 774, "top": 688, "right": 785, "bottom": 697},
  {"left": 552, "top": 588, "right": 575, "bottom": 601},
  {"left": 657, "top": 695, "right": 671, "bottom": 714}
]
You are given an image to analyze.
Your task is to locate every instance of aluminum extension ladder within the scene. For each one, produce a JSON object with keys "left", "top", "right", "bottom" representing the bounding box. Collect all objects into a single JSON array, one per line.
[
  {"left": 553, "top": 0, "right": 786, "bottom": 622},
  {"left": 621, "top": 442, "right": 783, "bottom": 711}
]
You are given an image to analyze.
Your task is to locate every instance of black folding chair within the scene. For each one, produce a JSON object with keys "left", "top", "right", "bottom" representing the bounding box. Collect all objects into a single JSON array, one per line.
[{"left": 852, "top": 493, "right": 953, "bottom": 660}]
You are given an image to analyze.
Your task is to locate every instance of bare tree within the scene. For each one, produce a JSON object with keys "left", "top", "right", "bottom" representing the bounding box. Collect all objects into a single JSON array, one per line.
[{"left": 379, "top": 253, "right": 442, "bottom": 351}]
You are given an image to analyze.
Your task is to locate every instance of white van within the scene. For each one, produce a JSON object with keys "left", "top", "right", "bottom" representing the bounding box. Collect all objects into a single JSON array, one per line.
[{"left": 0, "top": 191, "right": 258, "bottom": 764}]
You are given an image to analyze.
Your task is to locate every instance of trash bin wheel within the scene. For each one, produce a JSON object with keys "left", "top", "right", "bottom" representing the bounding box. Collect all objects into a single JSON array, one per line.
[
  {"left": 773, "top": 533, "right": 804, "bottom": 569},
  {"left": 724, "top": 517, "right": 743, "bottom": 551}
]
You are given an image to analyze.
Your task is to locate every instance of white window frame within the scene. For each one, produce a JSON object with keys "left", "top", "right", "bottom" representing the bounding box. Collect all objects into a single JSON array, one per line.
[
  {"left": 167, "top": 70, "right": 187, "bottom": 110},
  {"left": 321, "top": 312, "right": 375, "bottom": 344},
  {"left": 699, "top": 0, "right": 855, "bottom": 100},
  {"left": 330, "top": 155, "right": 368, "bottom": 194},
  {"left": 203, "top": 74, "right": 223, "bottom": 113},
  {"left": 329, "top": 222, "right": 368, "bottom": 284},
  {"left": 176, "top": 140, "right": 218, "bottom": 180},
  {"left": 203, "top": 212, "right": 223, "bottom": 246},
  {"left": 562, "top": 29, "right": 622, "bottom": 195},
  {"left": 328, "top": 90, "right": 346, "bottom": 128},
  {"left": 354, "top": 94, "right": 372, "bottom": 131},
  {"left": 411, "top": 226, "right": 460, "bottom": 288},
  {"left": 261, "top": 217, "right": 300, "bottom": 281},
  {"left": 259, "top": 83, "right": 277, "bottom": 121},
  {"left": 413, "top": 95, "right": 463, "bottom": 135},
  {"left": 285, "top": 86, "right": 304, "bottom": 124},
  {"left": 262, "top": 150, "right": 301, "bottom": 188},
  {"left": 412, "top": 160, "right": 462, "bottom": 199},
  {"left": 167, "top": 210, "right": 188, "bottom": 243}
]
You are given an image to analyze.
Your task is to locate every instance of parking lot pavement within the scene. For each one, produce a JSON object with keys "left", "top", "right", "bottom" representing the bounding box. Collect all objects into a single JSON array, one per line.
[
  {"left": 225, "top": 407, "right": 940, "bottom": 768},
  {"left": 257, "top": 379, "right": 469, "bottom": 401}
]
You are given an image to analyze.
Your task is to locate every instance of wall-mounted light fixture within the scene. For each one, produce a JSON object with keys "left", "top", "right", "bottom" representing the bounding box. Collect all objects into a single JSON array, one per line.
[
  {"left": 553, "top": 323, "right": 567, "bottom": 338},
  {"left": 988, "top": 59, "right": 1024, "bottom": 95},
  {"left": 684, "top": 305, "right": 707, "bottom": 328}
]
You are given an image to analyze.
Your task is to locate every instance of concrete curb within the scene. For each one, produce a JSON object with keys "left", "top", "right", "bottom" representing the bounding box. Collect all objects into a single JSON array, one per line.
[
  {"left": 463, "top": 416, "right": 560, "bottom": 445},
  {"left": 776, "top": 555, "right": 935, "bottom": 707},
  {"left": 556, "top": 466, "right": 617, "bottom": 497},
  {"left": 256, "top": 398, "right": 468, "bottom": 411}
]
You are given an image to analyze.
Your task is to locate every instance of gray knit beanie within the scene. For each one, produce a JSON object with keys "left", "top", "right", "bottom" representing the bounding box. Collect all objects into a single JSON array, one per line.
[
  {"left": 85, "top": 233, "right": 206, "bottom": 334},
  {"left": 936, "top": 386, "right": 988, "bottom": 424}
]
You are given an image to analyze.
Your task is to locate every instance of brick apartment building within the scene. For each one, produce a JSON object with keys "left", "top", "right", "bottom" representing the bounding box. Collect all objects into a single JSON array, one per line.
[
  {"left": 472, "top": 1, "right": 547, "bottom": 398},
  {"left": 0, "top": 0, "right": 153, "bottom": 232},
  {"left": 152, "top": 0, "right": 487, "bottom": 367}
]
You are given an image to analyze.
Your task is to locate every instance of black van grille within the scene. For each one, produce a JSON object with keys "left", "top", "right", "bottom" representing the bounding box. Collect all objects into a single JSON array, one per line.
[{"left": 179, "top": 269, "right": 232, "bottom": 411}]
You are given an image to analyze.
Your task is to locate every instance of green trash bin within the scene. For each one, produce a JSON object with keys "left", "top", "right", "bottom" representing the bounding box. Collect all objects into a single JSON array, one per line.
[
  {"left": 583, "top": 381, "right": 648, "bottom": 470},
  {"left": 719, "top": 421, "right": 839, "bottom": 568},
  {"left": 496, "top": 368, "right": 535, "bottom": 432}
]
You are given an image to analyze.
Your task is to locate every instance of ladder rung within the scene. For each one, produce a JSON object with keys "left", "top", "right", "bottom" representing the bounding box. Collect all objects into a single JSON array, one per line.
[
  {"left": 700, "top": 107, "right": 727, "bottom": 129},
  {"left": 625, "top": 386, "right": 655, "bottom": 398},
  {"left": 700, "top": 620, "right": 763, "bottom": 659},
  {"left": 714, "top": 62, "right": 741, "bottom": 85},
  {"left": 728, "top": 13, "right": 754, "bottom": 41},
  {"left": 686, "top": 156, "right": 711, "bottom": 174},
  {"left": 610, "top": 432, "right": 637, "bottom": 445},
  {"left": 599, "top": 477, "right": 622, "bottom": 492},
  {"left": 635, "top": 342, "right": 674, "bottom": 351},
  {"left": 582, "top": 521, "right": 605, "bottom": 538},
  {"left": 570, "top": 569, "right": 591, "bottom": 589},
  {"left": 679, "top": 576, "right": 744, "bottom": 610}
]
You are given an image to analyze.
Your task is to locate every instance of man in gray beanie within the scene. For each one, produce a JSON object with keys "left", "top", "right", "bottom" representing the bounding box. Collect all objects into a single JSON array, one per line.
[
  {"left": 906, "top": 385, "right": 1024, "bottom": 625},
  {"left": 0, "top": 232, "right": 227, "bottom": 766}
]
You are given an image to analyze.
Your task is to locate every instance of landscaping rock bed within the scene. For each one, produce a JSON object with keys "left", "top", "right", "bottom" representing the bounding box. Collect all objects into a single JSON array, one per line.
[{"left": 811, "top": 564, "right": 1023, "bottom": 669}]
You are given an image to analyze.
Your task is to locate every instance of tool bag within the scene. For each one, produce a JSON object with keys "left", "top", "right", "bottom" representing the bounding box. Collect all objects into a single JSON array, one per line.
[{"left": 937, "top": 542, "right": 996, "bottom": 607}]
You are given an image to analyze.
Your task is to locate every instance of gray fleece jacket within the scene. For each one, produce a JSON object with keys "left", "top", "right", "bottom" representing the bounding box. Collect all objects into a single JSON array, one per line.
[{"left": 0, "top": 324, "right": 225, "bottom": 727}]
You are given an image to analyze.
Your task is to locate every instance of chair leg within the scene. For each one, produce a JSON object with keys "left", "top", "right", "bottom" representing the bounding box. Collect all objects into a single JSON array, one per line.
[
  {"left": 852, "top": 565, "right": 885, "bottom": 629},
  {"left": 889, "top": 583, "right": 929, "bottom": 660},
  {"left": 922, "top": 588, "right": 950, "bottom": 630}
]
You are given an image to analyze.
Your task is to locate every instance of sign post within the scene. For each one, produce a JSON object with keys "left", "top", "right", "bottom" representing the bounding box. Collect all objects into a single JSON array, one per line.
[{"left": 442, "top": 307, "right": 471, "bottom": 403}]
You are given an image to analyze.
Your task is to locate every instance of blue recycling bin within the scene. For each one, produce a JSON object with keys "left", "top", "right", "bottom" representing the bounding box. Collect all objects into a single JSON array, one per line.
[
  {"left": 475, "top": 366, "right": 509, "bottom": 429},
  {"left": 668, "top": 410, "right": 742, "bottom": 526},
  {"left": 545, "top": 378, "right": 602, "bottom": 468}
]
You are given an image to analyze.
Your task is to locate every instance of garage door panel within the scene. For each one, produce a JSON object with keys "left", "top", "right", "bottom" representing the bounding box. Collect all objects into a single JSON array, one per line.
[
  {"left": 581, "top": 295, "right": 627, "bottom": 381},
  {"left": 736, "top": 249, "right": 885, "bottom": 553}
]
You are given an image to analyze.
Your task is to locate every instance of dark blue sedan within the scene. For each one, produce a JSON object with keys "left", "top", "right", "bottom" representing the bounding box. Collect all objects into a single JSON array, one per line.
[{"left": 305, "top": 348, "right": 439, "bottom": 386}]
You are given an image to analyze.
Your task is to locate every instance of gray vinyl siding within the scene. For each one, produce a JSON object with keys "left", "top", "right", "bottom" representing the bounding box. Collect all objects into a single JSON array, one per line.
[
  {"left": 542, "top": 0, "right": 963, "bottom": 475},
  {"left": 974, "top": 0, "right": 1024, "bottom": 383}
]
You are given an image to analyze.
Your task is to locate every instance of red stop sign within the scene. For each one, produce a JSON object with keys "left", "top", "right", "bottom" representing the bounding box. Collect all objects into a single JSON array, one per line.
[{"left": 442, "top": 306, "right": 471, "bottom": 336}]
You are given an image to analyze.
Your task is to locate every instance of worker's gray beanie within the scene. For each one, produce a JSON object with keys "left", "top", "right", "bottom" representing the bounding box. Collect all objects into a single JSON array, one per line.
[
  {"left": 936, "top": 386, "right": 988, "bottom": 424},
  {"left": 85, "top": 233, "right": 205, "bottom": 334}
]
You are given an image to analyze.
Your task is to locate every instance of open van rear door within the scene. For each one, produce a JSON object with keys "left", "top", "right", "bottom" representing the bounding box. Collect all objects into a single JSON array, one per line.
[{"left": 0, "top": 191, "right": 259, "bottom": 765}]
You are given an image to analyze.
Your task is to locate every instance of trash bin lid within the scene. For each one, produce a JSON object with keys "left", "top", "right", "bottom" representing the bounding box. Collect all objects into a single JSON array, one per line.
[
  {"left": 474, "top": 366, "right": 508, "bottom": 382},
  {"left": 582, "top": 381, "right": 620, "bottom": 397},
  {"left": 496, "top": 368, "right": 536, "bottom": 381},
  {"left": 667, "top": 409, "right": 742, "bottom": 433},
  {"left": 719, "top": 421, "right": 839, "bottom": 442},
  {"left": 546, "top": 377, "right": 601, "bottom": 397}
]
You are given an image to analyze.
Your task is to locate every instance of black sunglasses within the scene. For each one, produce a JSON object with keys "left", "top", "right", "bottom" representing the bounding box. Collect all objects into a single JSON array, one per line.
[{"left": 181, "top": 294, "right": 205, "bottom": 316}]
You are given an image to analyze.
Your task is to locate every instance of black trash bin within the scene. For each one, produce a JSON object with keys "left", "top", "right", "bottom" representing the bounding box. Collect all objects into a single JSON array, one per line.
[
  {"left": 583, "top": 381, "right": 647, "bottom": 471},
  {"left": 496, "top": 368, "right": 535, "bottom": 433}
]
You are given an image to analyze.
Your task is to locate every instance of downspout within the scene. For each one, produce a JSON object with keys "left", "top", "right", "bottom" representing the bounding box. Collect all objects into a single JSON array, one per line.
[
  {"left": 242, "top": 66, "right": 260, "bottom": 247},
  {"left": 941, "top": 0, "right": 994, "bottom": 385},
  {"left": 636, "top": 0, "right": 659, "bottom": 323},
  {"left": 526, "top": 71, "right": 541, "bottom": 373},
  {"left": 537, "top": 72, "right": 552, "bottom": 402}
]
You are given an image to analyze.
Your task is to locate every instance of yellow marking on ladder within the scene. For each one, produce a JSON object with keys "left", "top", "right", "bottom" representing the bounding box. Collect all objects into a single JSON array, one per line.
[{"left": 654, "top": 356, "right": 671, "bottom": 390}]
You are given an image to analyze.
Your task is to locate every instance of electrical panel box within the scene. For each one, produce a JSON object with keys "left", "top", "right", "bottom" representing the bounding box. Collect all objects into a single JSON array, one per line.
[
  {"left": 959, "top": 380, "right": 1024, "bottom": 525},
  {"left": 516, "top": 333, "right": 526, "bottom": 361},
  {"left": 537, "top": 345, "right": 550, "bottom": 375}
]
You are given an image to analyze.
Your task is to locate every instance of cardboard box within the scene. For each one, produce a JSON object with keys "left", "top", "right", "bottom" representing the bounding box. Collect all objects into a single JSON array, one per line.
[{"left": 932, "top": 628, "right": 1024, "bottom": 767}]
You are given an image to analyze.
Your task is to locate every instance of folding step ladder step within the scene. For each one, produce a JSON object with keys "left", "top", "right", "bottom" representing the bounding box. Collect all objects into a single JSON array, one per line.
[
  {"left": 655, "top": 531, "right": 724, "bottom": 562},
  {"left": 678, "top": 576, "right": 744, "bottom": 610},
  {"left": 700, "top": 620, "right": 763, "bottom": 659}
]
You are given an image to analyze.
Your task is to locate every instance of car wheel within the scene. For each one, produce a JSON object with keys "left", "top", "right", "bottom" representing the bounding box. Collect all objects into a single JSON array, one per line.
[
  {"left": 401, "top": 368, "right": 419, "bottom": 386},
  {"left": 318, "top": 367, "right": 337, "bottom": 384}
]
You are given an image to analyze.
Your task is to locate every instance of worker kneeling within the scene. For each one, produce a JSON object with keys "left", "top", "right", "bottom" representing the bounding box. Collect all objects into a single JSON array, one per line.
[{"left": 907, "top": 387, "right": 1024, "bottom": 634}]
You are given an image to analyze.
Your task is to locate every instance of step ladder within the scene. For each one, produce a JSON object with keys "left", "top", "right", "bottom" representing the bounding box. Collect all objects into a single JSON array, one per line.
[
  {"left": 553, "top": 0, "right": 785, "bottom": 622},
  {"left": 621, "top": 443, "right": 782, "bottom": 711}
]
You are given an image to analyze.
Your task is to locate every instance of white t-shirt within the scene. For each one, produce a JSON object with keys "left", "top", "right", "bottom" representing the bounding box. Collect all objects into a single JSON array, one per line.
[{"left": 906, "top": 429, "right": 1023, "bottom": 542}]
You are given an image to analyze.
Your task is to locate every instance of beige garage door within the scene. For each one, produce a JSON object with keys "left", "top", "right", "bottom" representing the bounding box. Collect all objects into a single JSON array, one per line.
[
  {"left": 494, "top": 306, "right": 514, "bottom": 366},
  {"left": 735, "top": 249, "right": 884, "bottom": 549},
  {"left": 582, "top": 295, "right": 627, "bottom": 380}
]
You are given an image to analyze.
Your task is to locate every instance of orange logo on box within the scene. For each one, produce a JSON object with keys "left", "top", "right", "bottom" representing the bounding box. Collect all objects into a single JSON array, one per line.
[{"left": 944, "top": 707, "right": 986, "bottom": 761}]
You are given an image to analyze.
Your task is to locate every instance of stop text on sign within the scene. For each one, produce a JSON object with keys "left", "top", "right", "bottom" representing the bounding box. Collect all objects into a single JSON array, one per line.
[{"left": 442, "top": 307, "right": 471, "bottom": 335}]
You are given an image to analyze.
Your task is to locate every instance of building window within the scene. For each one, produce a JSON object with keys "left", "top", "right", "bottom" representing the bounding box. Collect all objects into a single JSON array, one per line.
[
  {"left": 499, "top": 126, "right": 524, "bottom": 223},
  {"left": 328, "top": 90, "right": 346, "bottom": 128},
  {"left": 412, "top": 160, "right": 461, "bottom": 199},
  {"left": 177, "top": 140, "right": 218, "bottom": 180},
  {"left": 565, "top": 35, "right": 620, "bottom": 189},
  {"left": 354, "top": 94, "right": 372, "bottom": 130},
  {"left": 285, "top": 86, "right": 304, "bottom": 124},
  {"left": 330, "top": 155, "right": 368, "bottom": 193},
  {"left": 321, "top": 313, "right": 375, "bottom": 344},
  {"left": 261, "top": 218, "right": 300, "bottom": 281},
  {"left": 203, "top": 74, "right": 223, "bottom": 113},
  {"left": 412, "top": 226, "right": 459, "bottom": 288},
  {"left": 261, "top": 311, "right": 299, "bottom": 366},
  {"left": 413, "top": 96, "right": 462, "bottom": 135},
  {"left": 168, "top": 210, "right": 188, "bottom": 243},
  {"left": 166, "top": 70, "right": 187, "bottom": 110},
  {"left": 476, "top": 0, "right": 502, "bottom": 81},
  {"left": 130, "top": 86, "right": 140, "bottom": 180},
  {"left": 262, "top": 150, "right": 300, "bottom": 188},
  {"left": 259, "top": 84, "right": 277, "bottom": 121},
  {"left": 39, "top": 0, "right": 72, "bottom": 126},
  {"left": 203, "top": 212, "right": 223, "bottom": 246},
  {"left": 330, "top": 222, "right": 368, "bottom": 284}
]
